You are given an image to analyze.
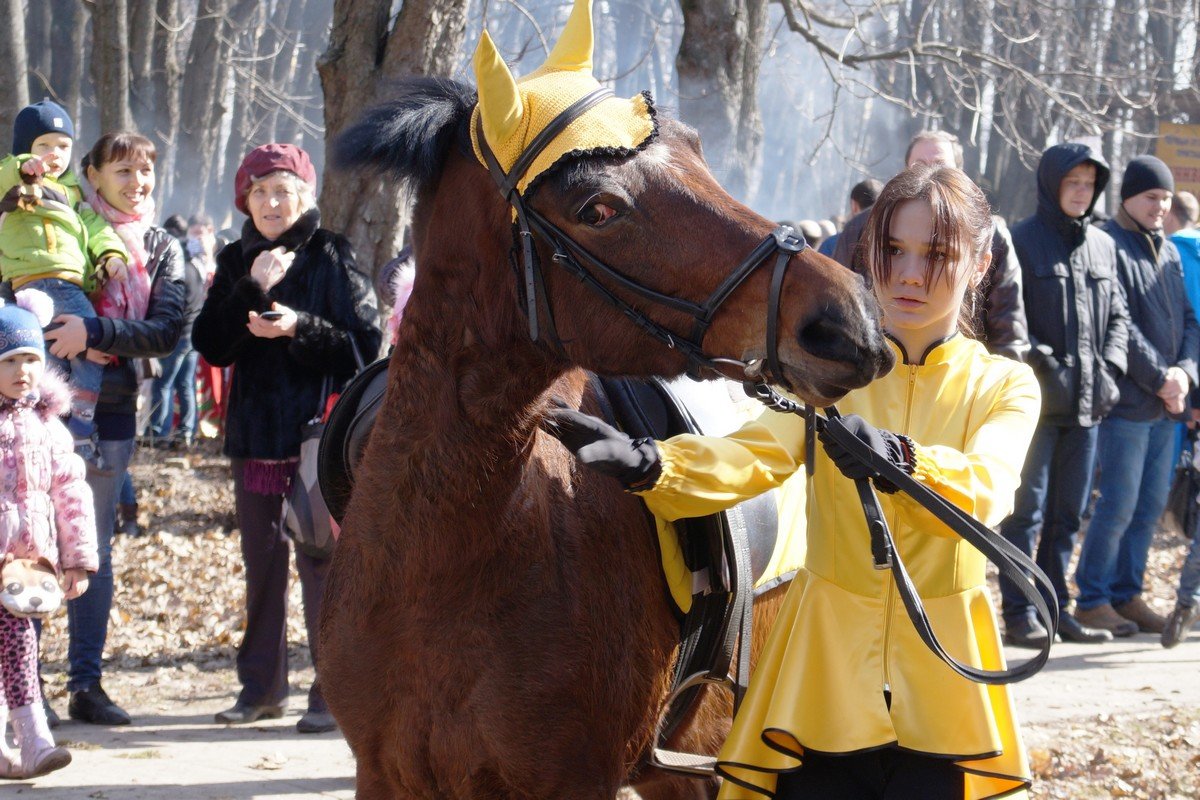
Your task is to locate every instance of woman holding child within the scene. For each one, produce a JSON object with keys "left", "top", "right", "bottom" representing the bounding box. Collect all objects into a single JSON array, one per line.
[
  {"left": 40, "top": 131, "right": 187, "bottom": 727},
  {"left": 192, "top": 144, "right": 379, "bottom": 734}
]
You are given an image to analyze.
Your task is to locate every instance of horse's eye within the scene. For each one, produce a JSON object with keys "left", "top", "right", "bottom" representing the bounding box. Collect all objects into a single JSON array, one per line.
[{"left": 577, "top": 201, "right": 618, "bottom": 228}]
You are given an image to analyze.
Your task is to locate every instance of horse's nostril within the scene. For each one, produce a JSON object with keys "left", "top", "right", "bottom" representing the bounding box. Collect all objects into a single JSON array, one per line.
[{"left": 796, "top": 313, "right": 858, "bottom": 364}]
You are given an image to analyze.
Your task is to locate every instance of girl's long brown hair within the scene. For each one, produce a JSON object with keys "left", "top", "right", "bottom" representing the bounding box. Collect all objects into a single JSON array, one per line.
[{"left": 861, "top": 165, "right": 994, "bottom": 335}]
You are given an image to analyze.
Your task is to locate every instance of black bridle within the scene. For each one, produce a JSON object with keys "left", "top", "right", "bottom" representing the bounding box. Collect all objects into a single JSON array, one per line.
[{"left": 474, "top": 87, "right": 806, "bottom": 385}]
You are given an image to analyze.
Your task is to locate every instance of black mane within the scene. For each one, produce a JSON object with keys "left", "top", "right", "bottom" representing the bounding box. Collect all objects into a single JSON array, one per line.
[{"left": 334, "top": 77, "right": 477, "bottom": 193}]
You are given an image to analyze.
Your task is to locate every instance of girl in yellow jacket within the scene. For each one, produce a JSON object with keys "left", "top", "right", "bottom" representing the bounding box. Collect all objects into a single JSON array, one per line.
[{"left": 549, "top": 165, "right": 1041, "bottom": 799}]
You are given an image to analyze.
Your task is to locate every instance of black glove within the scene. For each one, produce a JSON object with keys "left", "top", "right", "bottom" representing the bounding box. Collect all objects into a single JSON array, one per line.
[
  {"left": 543, "top": 405, "right": 663, "bottom": 491},
  {"left": 817, "top": 414, "right": 913, "bottom": 493}
]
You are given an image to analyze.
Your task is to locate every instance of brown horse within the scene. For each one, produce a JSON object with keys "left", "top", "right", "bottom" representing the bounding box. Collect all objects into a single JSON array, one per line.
[{"left": 320, "top": 70, "right": 892, "bottom": 798}]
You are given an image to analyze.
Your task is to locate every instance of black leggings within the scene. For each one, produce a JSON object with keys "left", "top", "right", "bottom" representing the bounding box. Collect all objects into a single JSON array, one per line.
[{"left": 774, "top": 747, "right": 964, "bottom": 800}]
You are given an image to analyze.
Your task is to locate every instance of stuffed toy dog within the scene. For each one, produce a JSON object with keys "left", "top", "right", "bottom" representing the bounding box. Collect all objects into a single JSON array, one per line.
[{"left": 0, "top": 558, "right": 63, "bottom": 619}]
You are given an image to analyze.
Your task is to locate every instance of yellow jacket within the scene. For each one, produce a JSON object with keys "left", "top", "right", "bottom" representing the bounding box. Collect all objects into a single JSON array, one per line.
[{"left": 640, "top": 335, "right": 1040, "bottom": 799}]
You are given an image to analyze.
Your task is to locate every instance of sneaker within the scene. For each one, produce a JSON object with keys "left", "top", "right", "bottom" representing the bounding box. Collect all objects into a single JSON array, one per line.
[
  {"left": 68, "top": 683, "right": 131, "bottom": 726},
  {"left": 1074, "top": 603, "right": 1139, "bottom": 637},
  {"left": 296, "top": 710, "right": 338, "bottom": 734},
  {"left": 1057, "top": 613, "right": 1114, "bottom": 643},
  {"left": 1161, "top": 602, "right": 1200, "bottom": 649},
  {"left": 1114, "top": 596, "right": 1168, "bottom": 634},
  {"left": 214, "top": 701, "right": 285, "bottom": 724},
  {"left": 1003, "top": 616, "right": 1050, "bottom": 648}
]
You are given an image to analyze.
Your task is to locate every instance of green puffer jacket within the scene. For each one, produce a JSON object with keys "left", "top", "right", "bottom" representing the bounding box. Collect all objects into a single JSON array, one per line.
[{"left": 0, "top": 154, "right": 128, "bottom": 289}]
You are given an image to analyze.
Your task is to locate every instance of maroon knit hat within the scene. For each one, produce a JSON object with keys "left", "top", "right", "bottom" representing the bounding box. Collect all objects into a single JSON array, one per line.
[{"left": 233, "top": 143, "right": 316, "bottom": 215}]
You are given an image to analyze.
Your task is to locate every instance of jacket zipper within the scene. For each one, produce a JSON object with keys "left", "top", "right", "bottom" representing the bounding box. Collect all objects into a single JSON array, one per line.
[{"left": 881, "top": 363, "right": 918, "bottom": 694}]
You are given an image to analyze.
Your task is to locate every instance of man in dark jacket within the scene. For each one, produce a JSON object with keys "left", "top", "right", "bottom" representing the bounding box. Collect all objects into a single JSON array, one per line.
[
  {"left": 998, "top": 143, "right": 1130, "bottom": 647},
  {"left": 831, "top": 130, "right": 1029, "bottom": 361},
  {"left": 1075, "top": 156, "right": 1199, "bottom": 636}
]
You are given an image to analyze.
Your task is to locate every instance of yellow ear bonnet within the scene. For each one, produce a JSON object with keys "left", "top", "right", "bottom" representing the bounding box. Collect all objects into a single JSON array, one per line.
[{"left": 470, "top": 0, "right": 657, "bottom": 196}]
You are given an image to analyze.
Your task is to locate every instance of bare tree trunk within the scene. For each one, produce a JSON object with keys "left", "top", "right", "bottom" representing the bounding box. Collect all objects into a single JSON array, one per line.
[
  {"left": 675, "top": 0, "right": 768, "bottom": 202},
  {"left": 50, "top": 0, "right": 86, "bottom": 128},
  {"left": 25, "top": 0, "right": 53, "bottom": 101},
  {"left": 91, "top": 0, "right": 134, "bottom": 133},
  {"left": 318, "top": 0, "right": 469, "bottom": 278},
  {"left": 128, "top": 0, "right": 157, "bottom": 135},
  {"left": 178, "top": 0, "right": 259, "bottom": 214},
  {"left": 0, "top": 0, "right": 30, "bottom": 143},
  {"left": 152, "top": 0, "right": 184, "bottom": 211}
]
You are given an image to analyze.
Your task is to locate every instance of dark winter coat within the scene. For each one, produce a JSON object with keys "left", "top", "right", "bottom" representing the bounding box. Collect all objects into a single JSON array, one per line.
[
  {"left": 1104, "top": 207, "right": 1200, "bottom": 422},
  {"left": 1013, "top": 143, "right": 1129, "bottom": 427},
  {"left": 831, "top": 203, "right": 1030, "bottom": 361},
  {"left": 192, "top": 208, "right": 381, "bottom": 460},
  {"left": 180, "top": 252, "right": 208, "bottom": 339},
  {"left": 87, "top": 227, "right": 187, "bottom": 423}
]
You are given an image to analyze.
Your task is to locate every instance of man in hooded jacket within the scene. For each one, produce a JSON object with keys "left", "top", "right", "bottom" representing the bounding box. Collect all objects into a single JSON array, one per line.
[
  {"left": 998, "top": 143, "right": 1130, "bottom": 647},
  {"left": 1075, "top": 156, "right": 1199, "bottom": 637}
]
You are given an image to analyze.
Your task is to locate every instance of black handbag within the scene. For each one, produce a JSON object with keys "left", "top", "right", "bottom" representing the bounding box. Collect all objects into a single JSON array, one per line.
[
  {"left": 282, "top": 338, "right": 365, "bottom": 558},
  {"left": 1162, "top": 429, "right": 1200, "bottom": 541}
]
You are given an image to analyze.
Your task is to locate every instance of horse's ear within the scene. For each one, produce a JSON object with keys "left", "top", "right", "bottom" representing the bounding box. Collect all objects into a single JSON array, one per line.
[
  {"left": 542, "top": 0, "right": 594, "bottom": 74},
  {"left": 474, "top": 31, "right": 524, "bottom": 148}
]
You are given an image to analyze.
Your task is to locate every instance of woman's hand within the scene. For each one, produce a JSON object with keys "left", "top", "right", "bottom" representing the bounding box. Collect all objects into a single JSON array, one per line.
[
  {"left": 250, "top": 247, "right": 295, "bottom": 291},
  {"left": 247, "top": 303, "right": 298, "bottom": 339},
  {"left": 44, "top": 314, "right": 90, "bottom": 359},
  {"left": 61, "top": 567, "right": 90, "bottom": 600}
]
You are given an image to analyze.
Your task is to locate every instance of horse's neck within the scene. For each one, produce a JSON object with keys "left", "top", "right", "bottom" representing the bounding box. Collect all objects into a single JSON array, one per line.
[{"left": 369, "top": 279, "right": 574, "bottom": 499}]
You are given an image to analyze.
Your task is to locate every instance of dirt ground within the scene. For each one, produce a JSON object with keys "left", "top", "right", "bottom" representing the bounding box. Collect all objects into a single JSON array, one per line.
[{"left": 17, "top": 439, "right": 1200, "bottom": 798}]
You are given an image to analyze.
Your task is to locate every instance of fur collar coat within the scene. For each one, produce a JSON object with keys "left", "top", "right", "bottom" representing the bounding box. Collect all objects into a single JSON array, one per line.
[{"left": 0, "top": 370, "right": 99, "bottom": 573}]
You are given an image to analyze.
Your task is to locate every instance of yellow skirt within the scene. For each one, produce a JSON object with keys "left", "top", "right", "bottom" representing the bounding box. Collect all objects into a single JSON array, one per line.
[{"left": 716, "top": 570, "right": 1031, "bottom": 799}]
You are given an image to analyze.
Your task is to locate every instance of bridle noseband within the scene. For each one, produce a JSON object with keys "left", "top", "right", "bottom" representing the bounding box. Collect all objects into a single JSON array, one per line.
[{"left": 474, "top": 87, "right": 806, "bottom": 386}]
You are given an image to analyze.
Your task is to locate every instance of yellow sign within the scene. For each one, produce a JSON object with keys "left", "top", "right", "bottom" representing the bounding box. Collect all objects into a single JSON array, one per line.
[{"left": 1158, "top": 122, "right": 1200, "bottom": 197}]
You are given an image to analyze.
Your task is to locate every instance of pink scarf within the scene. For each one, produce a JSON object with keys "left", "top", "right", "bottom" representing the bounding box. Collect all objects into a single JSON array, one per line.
[{"left": 83, "top": 183, "right": 154, "bottom": 321}]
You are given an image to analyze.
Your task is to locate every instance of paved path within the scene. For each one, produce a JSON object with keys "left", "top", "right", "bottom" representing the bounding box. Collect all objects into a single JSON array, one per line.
[
  {"left": 8, "top": 632, "right": 1199, "bottom": 798},
  {"left": 8, "top": 693, "right": 355, "bottom": 799}
]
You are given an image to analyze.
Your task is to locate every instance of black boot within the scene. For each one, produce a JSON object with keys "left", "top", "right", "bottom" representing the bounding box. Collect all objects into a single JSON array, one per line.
[
  {"left": 117, "top": 503, "right": 141, "bottom": 536},
  {"left": 1057, "top": 614, "right": 1113, "bottom": 643},
  {"left": 1003, "top": 616, "right": 1050, "bottom": 648}
]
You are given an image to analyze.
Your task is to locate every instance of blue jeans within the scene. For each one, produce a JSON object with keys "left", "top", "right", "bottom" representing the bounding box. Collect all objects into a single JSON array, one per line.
[
  {"left": 66, "top": 437, "right": 135, "bottom": 691},
  {"left": 26, "top": 278, "right": 103, "bottom": 443},
  {"left": 1075, "top": 417, "right": 1177, "bottom": 610},
  {"left": 998, "top": 421, "right": 1098, "bottom": 620},
  {"left": 150, "top": 336, "right": 198, "bottom": 440}
]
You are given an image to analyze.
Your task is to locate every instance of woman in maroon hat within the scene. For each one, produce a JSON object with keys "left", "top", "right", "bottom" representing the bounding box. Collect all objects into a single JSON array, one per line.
[{"left": 192, "top": 143, "right": 380, "bottom": 734}]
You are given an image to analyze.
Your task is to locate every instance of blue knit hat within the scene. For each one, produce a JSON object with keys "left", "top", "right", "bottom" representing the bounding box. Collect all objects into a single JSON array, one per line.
[
  {"left": 0, "top": 303, "right": 45, "bottom": 362},
  {"left": 12, "top": 99, "right": 75, "bottom": 157}
]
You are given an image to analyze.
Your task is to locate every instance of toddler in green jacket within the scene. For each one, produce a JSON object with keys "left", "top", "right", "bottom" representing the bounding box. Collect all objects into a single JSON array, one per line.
[{"left": 0, "top": 100, "right": 129, "bottom": 474}]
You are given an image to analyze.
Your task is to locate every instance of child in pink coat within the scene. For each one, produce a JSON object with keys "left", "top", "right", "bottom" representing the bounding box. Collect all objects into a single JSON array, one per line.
[{"left": 0, "top": 290, "right": 97, "bottom": 779}]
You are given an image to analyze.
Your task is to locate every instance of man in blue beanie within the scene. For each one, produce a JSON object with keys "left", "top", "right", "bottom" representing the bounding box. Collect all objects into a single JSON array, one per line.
[{"left": 1075, "top": 155, "right": 1199, "bottom": 636}]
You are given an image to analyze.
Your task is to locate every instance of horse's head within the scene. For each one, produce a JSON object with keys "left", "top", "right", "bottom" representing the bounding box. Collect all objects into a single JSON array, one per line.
[{"left": 338, "top": 0, "right": 892, "bottom": 405}]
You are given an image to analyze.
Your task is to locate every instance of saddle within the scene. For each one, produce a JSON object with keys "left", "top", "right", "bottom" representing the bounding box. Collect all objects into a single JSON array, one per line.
[{"left": 317, "top": 364, "right": 780, "bottom": 775}]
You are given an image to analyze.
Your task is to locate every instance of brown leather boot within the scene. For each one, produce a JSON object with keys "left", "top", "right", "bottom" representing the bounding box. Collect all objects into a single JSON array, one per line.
[
  {"left": 1114, "top": 596, "right": 1167, "bottom": 634},
  {"left": 1074, "top": 603, "right": 1138, "bottom": 637}
]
